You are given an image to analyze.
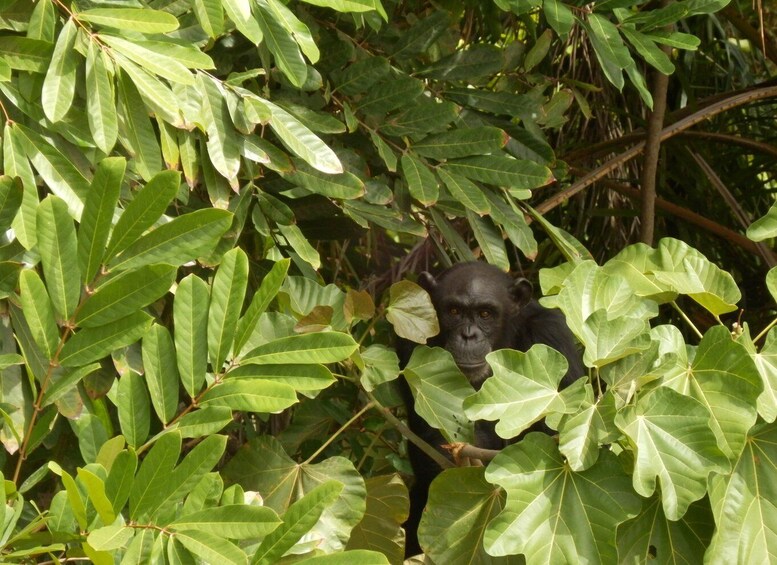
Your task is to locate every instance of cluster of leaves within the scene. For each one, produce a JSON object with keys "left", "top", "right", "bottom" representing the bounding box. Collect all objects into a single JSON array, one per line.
[{"left": 0, "top": 0, "right": 770, "bottom": 563}]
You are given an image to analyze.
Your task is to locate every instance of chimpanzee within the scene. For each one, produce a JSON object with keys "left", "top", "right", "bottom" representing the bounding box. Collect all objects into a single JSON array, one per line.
[{"left": 397, "top": 262, "right": 585, "bottom": 556}]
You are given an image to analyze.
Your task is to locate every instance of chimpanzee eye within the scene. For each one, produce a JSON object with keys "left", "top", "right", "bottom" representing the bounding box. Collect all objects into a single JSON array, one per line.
[
  {"left": 479, "top": 310, "right": 491, "bottom": 319},
  {"left": 449, "top": 307, "right": 459, "bottom": 316}
]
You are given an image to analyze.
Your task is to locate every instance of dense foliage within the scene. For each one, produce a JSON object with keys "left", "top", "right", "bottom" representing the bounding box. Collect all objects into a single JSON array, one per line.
[{"left": 0, "top": 0, "right": 775, "bottom": 563}]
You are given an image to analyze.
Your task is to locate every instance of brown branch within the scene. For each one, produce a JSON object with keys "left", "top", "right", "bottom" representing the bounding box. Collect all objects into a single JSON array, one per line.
[{"left": 538, "top": 84, "right": 777, "bottom": 215}]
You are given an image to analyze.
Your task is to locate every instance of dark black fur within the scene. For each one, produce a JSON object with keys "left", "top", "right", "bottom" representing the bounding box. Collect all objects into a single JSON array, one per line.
[{"left": 398, "top": 262, "right": 584, "bottom": 556}]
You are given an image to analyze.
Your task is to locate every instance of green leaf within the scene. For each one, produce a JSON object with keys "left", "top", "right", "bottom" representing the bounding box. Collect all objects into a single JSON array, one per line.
[
  {"left": 108, "top": 209, "right": 233, "bottom": 272},
  {"left": 414, "top": 127, "right": 507, "bottom": 160},
  {"left": 197, "top": 74, "right": 241, "bottom": 181},
  {"left": 445, "top": 155, "right": 553, "bottom": 189},
  {"left": 543, "top": 0, "right": 574, "bottom": 36},
  {"left": 484, "top": 434, "right": 642, "bottom": 560},
  {"left": 615, "top": 386, "right": 729, "bottom": 520},
  {"left": 356, "top": 75, "right": 425, "bottom": 115},
  {"left": 117, "top": 373, "right": 150, "bottom": 448},
  {"left": 176, "top": 531, "right": 246, "bottom": 565},
  {"left": 557, "top": 388, "right": 619, "bottom": 472},
  {"left": 116, "top": 68, "right": 163, "bottom": 181},
  {"left": 251, "top": 480, "right": 345, "bottom": 565},
  {"left": 359, "top": 345, "right": 400, "bottom": 392},
  {"left": 105, "top": 449, "right": 137, "bottom": 513},
  {"left": 234, "top": 258, "right": 290, "bottom": 355},
  {"left": 264, "top": 100, "right": 343, "bottom": 174},
  {"left": 242, "top": 332, "right": 358, "bottom": 365},
  {"left": 335, "top": 56, "right": 390, "bottom": 95},
  {"left": 208, "top": 248, "right": 248, "bottom": 371},
  {"left": 59, "top": 312, "right": 153, "bottom": 367},
  {"left": 381, "top": 100, "right": 459, "bottom": 136},
  {"left": 171, "top": 504, "right": 281, "bottom": 539},
  {"left": 464, "top": 346, "right": 586, "bottom": 439},
  {"left": 41, "top": 19, "right": 78, "bottom": 122},
  {"left": 747, "top": 201, "right": 777, "bottom": 242},
  {"left": 85, "top": 41, "right": 118, "bottom": 154},
  {"left": 404, "top": 347, "right": 474, "bottom": 443},
  {"left": 78, "top": 157, "right": 124, "bottom": 284},
  {"left": 79, "top": 8, "right": 180, "bottom": 33},
  {"left": 117, "top": 55, "right": 183, "bottom": 127},
  {"left": 261, "top": 0, "right": 319, "bottom": 63},
  {"left": 299, "top": 0, "right": 386, "bottom": 15},
  {"left": 467, "top": 212, "right": 509, "bottom": 271},
  {"left": 76, "top": 265, "right": 176, "bottom": 328},
  {"left": 621, "top": 27, "right": 674, "bottom": 74},
  {"left": 193, "top": 0, "right": 225, "bottom": 38},
  {"left": 42, "top": 363, "right": 101, "bottom": 407},
  {"left": 223, "top": 0, "right": 263, "bottom": 44},
  {"left": 129, "top": 431, "right": 181, "bottom": 520},
  {"left": 4, "top": 125, "right": 38, "bottom": 249},
  {"left": 417, "top": 468, "right": 504, "bottom": 563},
  {"left": 385, "top": 280, "right": 439, "bottom": 344},
  {"left": 255, "top": 3, "right": 307, "bottom": 88},
  {"left": 18, "top": 270, "right": 60, "bottom": 358},
  {"left": 88, "top": 523, "right": 134, "bottom": 551},
  {"left": 229, "top": 363, "right": 336, "bottom": 392},
  {"left": 175, "top": 275, "right": 210, "bottom": 398},
  {"left": 77, "top": 467, "right": 116, "bottom": 524},
  {"left": 401, "top": 154, "right": 438, "bottom": 206},
  {"left": 707, "top": 423, "right": 777, "bottom": 563},
  {"left": 37, "top": 195, "right": 81, "bottom": 320},
  {"left": 99, "top": 34, "right": 194, "bottom": 85},
  {"left": 171, "top": 406, "right": 233, "bottom": 438},
  {"left": 200, "top": 379, "right": 298, "bottom": 412},
  {"left": 0, "top": 36, "right": 53, "bottom": 72},
  {"left": 142, "top": 324, "right": 180, "bottom": 424},
  {"left": 586, "top": 13, "right": 633, "bottom": 69},
  {"left": 419, "top": 44, "right": 504, "bottom": 80},
  {"left": 277, "top": 223, "right": 321, "bottom": 270},
  {"left": 345, "top": 475, "right": 408, "bottom": 563},
  {"left": 281, "top": 162, "right": 363, "bottom": 199},
  {"left": 105, "top": 169, "right": 180, "bottom": 259}
]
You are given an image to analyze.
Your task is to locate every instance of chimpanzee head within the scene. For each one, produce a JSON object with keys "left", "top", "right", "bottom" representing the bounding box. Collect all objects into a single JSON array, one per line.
[{"left": 419, "top": 262, "right": 532, "bottom": 386}]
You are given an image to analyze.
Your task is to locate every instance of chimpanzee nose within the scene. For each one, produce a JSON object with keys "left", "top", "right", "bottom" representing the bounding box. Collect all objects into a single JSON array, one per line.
[{"left": 462, "top": 324, "right": 476, "bottom": 340}]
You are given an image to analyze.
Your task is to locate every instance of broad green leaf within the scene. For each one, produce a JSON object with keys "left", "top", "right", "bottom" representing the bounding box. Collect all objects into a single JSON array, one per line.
[
  {"left": 29, "top": 0, "right": 56, "bottom": 42},
  {"left": 617, "top": 496, "right": 714, "bottom": 565},
  {"left": 404, "top": 347, "right": 474, "bottom": 443},
  {"left": 5, "top": 124, "right": 38, "bottom": 249},
  {"left": 299, "top": 0, "right": 386, "bottom": 15},
  {"left": 544, "top": 0, "right": 574, "bottom": 35},
  {"left": 707, "top": 423, "right": 777, "bottom": 563},
  {"left": 242, "top": 332, "right": 358, "bottom": 365},
  {"left": 41, "top": 19, "right": 78, "bottom": 122},
  {"left": 483, "top": 189, "right": 537, "bottom": 257},
  {"left": 251, "top": 480, "right": 345, "bottom": 564},
  {"left": 140, "top": 435, "right": 227, "bottom": 520},
  {"left": 255, "top": 3, "right": 307, "bottom": 87},
  {"left": 105, "top": 169, "right": 179, "bottom": 259},
  {"left": 42, "top": 364, "right": 101, "bottom": 407},
  {"left": 299, "top": 551, "right": 391, "bottom": 564},
  {"left": 108, "top": 209, "right": 233, "bottom": 272},
  {"left": 129, "top": 431, "right": 181, "bottom": 520},
  {"left": 345, "top": 475, "right": 408, "bottom": 563},
  {"left": 264, "top": 100, "right": 343, "bottom": 174},
  {"left": 37, "top": 196, "right": 81, "bottom": 320},
  {"left": 18, "top": 270, "right": 60, "bottom": 358},
  {"left": 464, "top": 346, "right": 586, "bottom": 439},
  {"left": 116, "top": 54, "right": 182, "bottom": 127},
  {"left": 357, "top": 76, "right": 424, "bottom": 115},
  {"left": 401, "top": 154, "right": 438, "bottom": 206},
  {"left": 88, "top": 523, "right": 134, "bottom": 551},
  {"left": 359, "top": 345, "right": 400, "bottom": 392},
  {"left": 621, "top": 27, "right": 674, "bottom": 74},
  {"left": 176, "top": 530, "right": 246, "bottom": 565},
  {"left": 586, "top": 13, "right": 633, "bottom": 69},
  {"left": 171, "top": 504, "right": 281, "bottom": 539},
  {"left": 557, "top": 388, "right": 619, "bottom": 472},
  {"left": 193, "top": 0, "right": 225, "bottom": 38},
  {"left": 437, "top": 168, "right": 490, "bottom": 215},
  {"left": 414, "top": 127, "right": 507, "bottom": 160},
  {"left": 260, "top": 0, "right": 319, "bottom": 63},
  {"left": 445, "top": 88, "right": 538, "bottom": 117},
  {"left": 381, "top": 100, "right": 459, "bottom": 136},
  {"left": 417, "top": 468, "right": 504, "bottom": 564},
  {"left": 99, "top": 34, "right": 194, "bottom": 85},
  {"left": 647, "top": 31, "right": 701, "bottom": 50},
  {"left": 79, "top": 8, "right": 180, "bottom": 33},
  {"left": 0, "top": 175, "right": 23, "bottom": 231},
  {"left": 385, "top": 280, "right": 439, "bottom": 344},
  {"left": 200, "top": 379, "right": 298, "bottom": 412},
  {"left": 142, "top": 324, "right": 180, "bottom": 424},
  {"left": 751, "top": 328, "right": 777, "bottom": 422},
  {"left": 116, "top": 69, "right": 163, "bottom": 180},
  {"left": 484, "top": 434, "right": 641, "bottom": 560},
  {"left": 197, "top": 74, "right": 241, "bottom": 181},
  {"left": 105, "top": 449, "right": 137, "bottom": 514},
  {"left": 175, "top": 275, "right": 210, "bottom": 398},
  {"left": 524, "top": 29, "right": 553, "bottom": 72},
  {"left": 222, "top": 0, "right": 263, "bottom": 44},
  {"left": 85, "top": 41, "right": 118, "bottom": 153},
  {"left": 171, "top": 406, "right": 233, "bottom": 438},
  {"left": 445, "top": 155, "right": 553, "bottom": 189},
  {"left": 282, "top": 163, "right": 363, "bottom": 200},
  {"left": 392, "top": 10, "right": 447, "bottom": 56},
  {"left": 208, "top": 248, "right": 248, "bottom": 371},
  {"left": 234, "top": 258, "right": 290, "bottom": 355},
  {"left": 229, "top": 364, "right": 335, "bottom": 392},
  {"left": 335, "top": 56, "right": 390, "bottom": 95},
  {"left": 615, "top": 386, "right": 729, "bottom": 520},
  {"left": 747, "top": 201, "right": 777, "bottom": 242},
  {"left": 419, "top": 44, "right": 504, "bottom": 80},
  {"left": 581, "top": 309, "right": 652, "bottom": 368},
  {"left": 77, "top": 467, "right": 116, "bottom": 524},
  {"left": 61, "top": 471, "right": 87, "bottom": 530},
  {"left": 117, "top": 372, "right": 150, "bottom": 448},
  {"left": 78, "top": 157, "right": 124, "bottom": 284},
  {"left": 467, "top": 212, "right": 509, "bottom": 271},
  {"left": 0, "top": 37, "right": 53, "bottom": 72},
  {"left": 15, "top": 124, "right": 89, "bottom": 218},
  {"left": 60, "top": 312, "right": 152, "bottom": 367},
  {"left": 76, "top": 265, "right": 176, "bottom": 328},
  {"left": 278, "top": 223, "right": 321, "bottom": 270}
]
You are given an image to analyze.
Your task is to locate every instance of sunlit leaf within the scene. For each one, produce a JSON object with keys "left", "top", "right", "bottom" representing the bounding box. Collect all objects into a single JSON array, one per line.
[
  {"left": 79, "top": 8, "right": 180, "bottom": 33},
  {"left": 386, "top": 280, "right": 439, "bottom": 344},
  {"left": 41, "top": 19, "right": 78, "bottom": 123},
  {"left": 37, "top": 196, "right": 81, "bottom": 320},
  {"left": 175, "top": 275, "right": 210, "bottom": 398}
]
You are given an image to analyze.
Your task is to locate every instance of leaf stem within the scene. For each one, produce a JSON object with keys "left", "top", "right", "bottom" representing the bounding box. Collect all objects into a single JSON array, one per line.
[
  {"left": 670, "top": 301, "right": 703, "bottom": 340},
  {"left": 303, "top": 401, "right": 374, "bottom": 465}
]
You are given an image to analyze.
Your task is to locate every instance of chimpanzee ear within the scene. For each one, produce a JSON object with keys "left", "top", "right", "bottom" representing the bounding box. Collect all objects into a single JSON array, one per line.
[
  {"left": 418, "top": 271, "right": 437, "bottom": 292},
  {"left": 509, "top": 277, "right": 533, "bottom": 306}
]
